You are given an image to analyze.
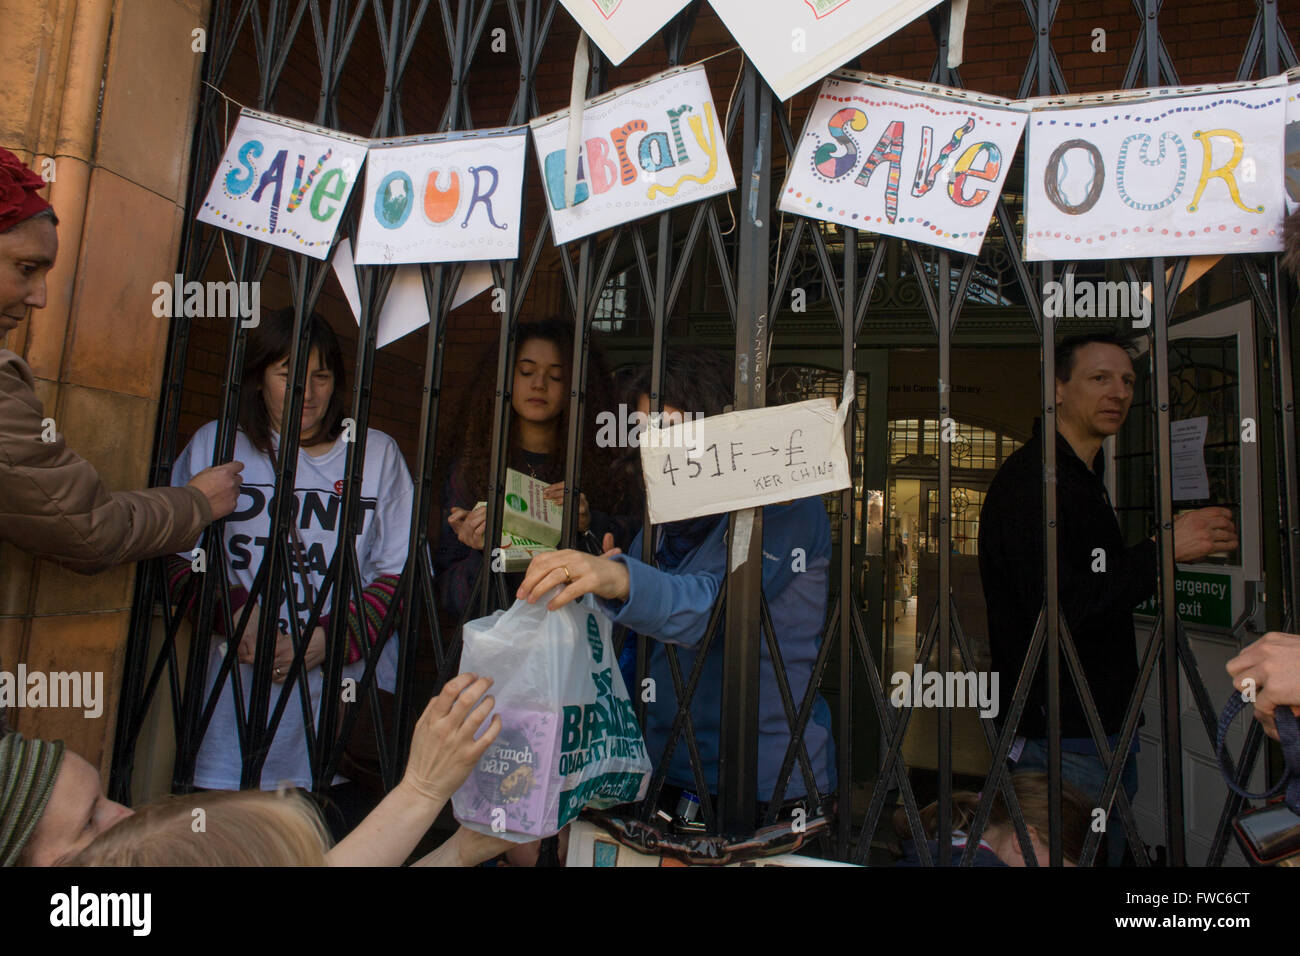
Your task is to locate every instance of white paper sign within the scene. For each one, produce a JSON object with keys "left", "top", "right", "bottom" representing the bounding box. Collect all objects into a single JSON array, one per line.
[
  {"left": 1024, "top": 79, "right": 1286, "bottom": 261},
  {"left": 639, "top": 398, "right": 851, "bottom": 525},
  {"left": 706, "top": 0, "right": 944, "bottom": 102},
  {"left": 331, "top": 238, "right": 492, "bottom": 348},
  {"left": 557, "top": 0, "right": 693, "bottom": 66},
  {"left": 197, "top": 110, "right": 369, "bottom": 260},
  {"left": 780, "top": 71, "right": 1027, "bottom": 255},
  {"left": 355, "top": 127, "right": 528, "bottom": 264},
  {"left": 1285, "top": 73, "right": 1300, "bottom": 213},
  {"left": 530, "top": 64, "right": 735, "bottom": 246},
  {"left": 1171, "top": 416, "right": 1210, "bottom": 501}
]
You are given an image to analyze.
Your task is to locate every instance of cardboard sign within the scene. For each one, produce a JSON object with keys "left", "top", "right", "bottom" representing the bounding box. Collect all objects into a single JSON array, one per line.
[
  {"left": 639, "top": 397, "right": 852, "bottom": 525},
  {"left": 557, "top": 0, "right": 693, "bottom": 66},
  {"left": 780, "top": 71, "right": 1027, "bottom": 255},
  {"left": 197, "top": 109, "right": 369, "bottom": 260},
  {"left": 1024, "top": 78, "right": 1286, "bottom": 261},
  {"left": 530, "top": 64, "right": 735, "bottom": 245},
  {"left": 355, "top": 126, "right": 528, "bottom": 264},
  {"left": 706, "top": 0, "right": 944, "bottom": 102}
]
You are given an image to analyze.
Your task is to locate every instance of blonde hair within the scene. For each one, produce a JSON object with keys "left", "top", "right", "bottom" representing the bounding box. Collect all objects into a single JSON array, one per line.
[
  {"left": 66, "top": 789, "right": 333, "bottom": 867},
  {"left": 895, "top": 771, "right": 1092, "bottom": 864}
]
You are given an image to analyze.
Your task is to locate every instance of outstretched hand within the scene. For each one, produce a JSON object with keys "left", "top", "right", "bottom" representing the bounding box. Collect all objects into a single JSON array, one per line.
[{"left": 400, "top": 672, "right": 500, "bottom": 804}]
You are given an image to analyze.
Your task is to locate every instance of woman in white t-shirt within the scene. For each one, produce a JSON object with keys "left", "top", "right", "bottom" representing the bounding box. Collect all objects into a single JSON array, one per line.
[{"left": 169, "top": 308, "right": 414, "bottom": 799}]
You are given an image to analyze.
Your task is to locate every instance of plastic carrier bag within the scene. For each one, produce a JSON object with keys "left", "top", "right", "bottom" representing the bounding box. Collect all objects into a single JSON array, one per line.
[{"left": 452, "top": 591, "right": 651, "bottom": 842}]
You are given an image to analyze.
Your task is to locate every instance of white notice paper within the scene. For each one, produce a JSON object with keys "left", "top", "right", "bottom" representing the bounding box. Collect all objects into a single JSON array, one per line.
[
  {"left": 1171, "top": 416, "right": 1210, "bottom": 501},
  {"left": 639, "top": 397, "right": 852, "bottom": 525}
]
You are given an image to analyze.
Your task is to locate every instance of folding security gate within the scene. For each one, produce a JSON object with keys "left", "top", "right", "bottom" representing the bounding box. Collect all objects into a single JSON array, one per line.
[{"left": 111, "top": 0, "right": 1299, "bottom": 866}]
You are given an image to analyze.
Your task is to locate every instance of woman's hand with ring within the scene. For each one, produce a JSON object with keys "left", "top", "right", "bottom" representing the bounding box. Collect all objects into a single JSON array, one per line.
[{"left": 516, "top": 548, "right": 630, "bottom": 610}]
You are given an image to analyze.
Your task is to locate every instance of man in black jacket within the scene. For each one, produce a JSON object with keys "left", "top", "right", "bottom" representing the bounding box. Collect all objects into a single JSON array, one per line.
[{"left": 979, "top": 332, "right": 1237, "bottom": 864}]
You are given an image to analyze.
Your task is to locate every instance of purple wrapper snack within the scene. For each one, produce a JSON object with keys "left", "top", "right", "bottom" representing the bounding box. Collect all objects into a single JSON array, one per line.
[{"left": 456, "top": 707, "right": 559, "bottom": 837}]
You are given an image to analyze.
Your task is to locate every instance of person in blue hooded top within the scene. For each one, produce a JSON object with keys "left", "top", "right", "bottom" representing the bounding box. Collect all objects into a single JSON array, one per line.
[{"left": 515, "top": 348, "right": 835, "bottom": 827}]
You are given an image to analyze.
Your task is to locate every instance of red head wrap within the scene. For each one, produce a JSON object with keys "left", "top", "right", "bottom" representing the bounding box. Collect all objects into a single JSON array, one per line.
[{"left": 0, "top": 148, "right": 53, "bottom": 234}]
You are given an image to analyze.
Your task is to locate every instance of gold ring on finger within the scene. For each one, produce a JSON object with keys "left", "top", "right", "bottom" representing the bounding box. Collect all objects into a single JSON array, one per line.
[{"left": 563, "top": 565, "right": 572, "bottom": 583}]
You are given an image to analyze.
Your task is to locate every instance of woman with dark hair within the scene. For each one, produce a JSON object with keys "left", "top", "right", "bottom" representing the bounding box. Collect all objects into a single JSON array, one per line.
[
  {"left": 168, "top": 307, "right": 414, "bottom": 795},
  {"left": 433, "top": 317, "right": 634, "bottom": 623}
]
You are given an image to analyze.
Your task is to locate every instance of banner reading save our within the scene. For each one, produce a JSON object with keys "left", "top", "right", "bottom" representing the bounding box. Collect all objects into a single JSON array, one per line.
[
  {"left": 780, "top": 71, "right": 1027, "bottom": 256},
  {"left": 1024, "top": 77, "right": 1286, "bottom": 261},
  {"left": 197, "top": 109, "right": 369, "bottom": 260},
  {"left": 354, "top": 126, "right": 528, "bottom": 264},
  {"left": 530, "top": 64, "right": 735, "bottom": 245}
]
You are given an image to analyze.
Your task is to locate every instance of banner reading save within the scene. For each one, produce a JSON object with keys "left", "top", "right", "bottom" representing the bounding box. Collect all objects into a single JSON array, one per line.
[
  {"left": 530, "top": 64, "right": 735, "bottom": 246},
  {"left": 1024, "top": 77, "right": 1286, "bottom": 261},
  {"left": 197, "top": 109, "right": 369, "bottom": 260},
  {"left": 354, "top": 127, "right": 527, "bottom": 264},
  {"left": 780, "top": 71, "right": 1027, "bottom": 256}
]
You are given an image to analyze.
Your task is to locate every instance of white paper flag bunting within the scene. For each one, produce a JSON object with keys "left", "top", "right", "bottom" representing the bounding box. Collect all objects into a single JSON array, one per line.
[
  {"left": 197, "top": 109, "right": 369, "bottom": 260},
  {"left": 780, "top": 71, "right": 1027, "bottom": 256},
  {"left": 530, "top": 64, "right": 735, "bottom": 245},
  {"left": 355, "top": 126, "right": 528, "bottom": 265},
  {"left": 557, "top": 0, "right": 693, "bottom": 67},
  {"left": 1023, "top": 77, "right": 1286, "bottom": 261},
  {"left": 706, "top": 0, "right": 945, "bottom": 102},
  {"left": 331, "top": 238, "right": 493, "bottom": 349}
]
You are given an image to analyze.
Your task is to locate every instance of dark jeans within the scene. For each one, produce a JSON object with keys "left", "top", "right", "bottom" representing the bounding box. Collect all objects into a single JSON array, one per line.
[{"left": 1014, "top": 738, "right": 1139, "bottom": 866}]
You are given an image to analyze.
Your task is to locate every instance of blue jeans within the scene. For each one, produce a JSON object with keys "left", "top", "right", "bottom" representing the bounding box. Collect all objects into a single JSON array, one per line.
[{"left": 1013, "top": 739, "right": 1139, "bottom": 866}]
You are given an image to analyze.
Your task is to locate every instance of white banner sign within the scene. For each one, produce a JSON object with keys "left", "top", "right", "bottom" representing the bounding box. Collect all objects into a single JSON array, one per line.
[
  {"left": 1024, "top": 79, "right": 1286, "bottom": 261},
  {"left": 639, "top": 395, "right": 852, "bottom": 525},
  {"left": 197, "top": 110, "right": 369, "bottom": 260},
  {"left": 530, "top": 64, "right": 735, "bottom": 245},
  {"left": 780, "top": 71, "right": 1027, "bottom": 255},
  {"left": 707, "top": 0, "right": 944, "bottom": 102},
  {"left": 557, "top": 0, "right": 693, "bottom": 66},
  {"left": 355, "top": 127, "right": 527, "bottom": 264}
]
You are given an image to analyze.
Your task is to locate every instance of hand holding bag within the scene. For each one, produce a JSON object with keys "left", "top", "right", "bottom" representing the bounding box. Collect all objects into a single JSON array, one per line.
[{"left": 452, "top": 591, "right": 651, "bottom": 842}]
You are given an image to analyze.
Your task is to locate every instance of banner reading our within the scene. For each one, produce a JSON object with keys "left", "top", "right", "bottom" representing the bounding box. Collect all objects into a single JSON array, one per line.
[{"left": 1024, "top": 77, "right": 1286, "bottom": 260}]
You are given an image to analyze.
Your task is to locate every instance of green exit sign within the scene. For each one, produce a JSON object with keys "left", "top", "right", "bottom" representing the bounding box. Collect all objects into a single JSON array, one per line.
[{"left": 1135, "top": 570, "right": 1233, "bottom": 628}]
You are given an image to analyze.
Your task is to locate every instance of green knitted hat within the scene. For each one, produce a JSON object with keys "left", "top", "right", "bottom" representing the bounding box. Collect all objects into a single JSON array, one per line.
[{"left": 0, "top": 732, "right": 65, "bottom": 866}]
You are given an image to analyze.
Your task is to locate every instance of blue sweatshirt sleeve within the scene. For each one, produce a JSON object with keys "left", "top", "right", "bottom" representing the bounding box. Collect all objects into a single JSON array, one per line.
[{"left": 596, "top": 552, "right": 723, "bottom": 647}]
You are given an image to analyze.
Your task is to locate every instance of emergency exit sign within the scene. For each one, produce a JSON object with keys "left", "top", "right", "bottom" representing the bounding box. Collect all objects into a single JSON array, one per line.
[{"left": 1135, "top": 570, "right": 1233, "bottom": 628}]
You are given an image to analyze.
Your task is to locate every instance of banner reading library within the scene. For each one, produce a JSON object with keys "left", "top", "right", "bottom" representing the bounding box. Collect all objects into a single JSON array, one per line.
[
  {"left": 780, "top": 71, "right": 1027, "bottom": 256},
  {"left": 355, "top": 126, "right": 527, "bottom": 264},
  {"left": 197, "top": 109, "right": 369, "bottom": 260},
  {"left": 531, "top": 64, "right": 735, "bottom": 245},
  {"left": 1024, "top": 78, "right": 1286, "bottom": 260}
]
